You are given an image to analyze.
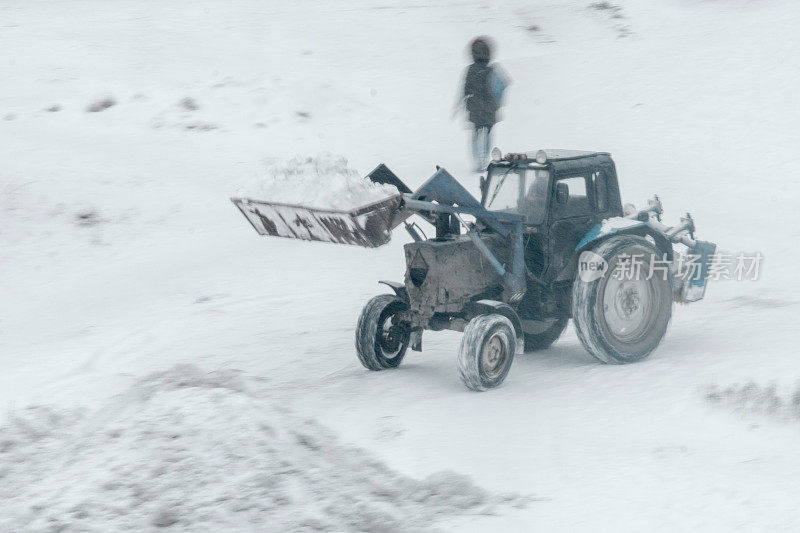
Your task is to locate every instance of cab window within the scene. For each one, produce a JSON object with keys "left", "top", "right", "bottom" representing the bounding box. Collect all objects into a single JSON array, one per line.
[
  {"left": 486, "top": 168, "right": 524, "bottom": 212},
  {"left": 552, "top": 176, "right": 589, "bottom": 219},
  {"left": 521, "top": 170, "right": 549, "bottom": 225}
]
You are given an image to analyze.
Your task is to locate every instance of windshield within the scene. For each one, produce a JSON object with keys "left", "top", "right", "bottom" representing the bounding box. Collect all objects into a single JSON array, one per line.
[
  {"left": 486, "top": 167, "right": 523, "bottom": 212},
  {"left": 486, "top": 167, "right": 550, "bottom": 224}
]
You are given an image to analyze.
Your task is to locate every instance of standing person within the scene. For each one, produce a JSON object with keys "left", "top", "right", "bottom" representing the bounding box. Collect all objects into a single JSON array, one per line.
[{"left": 460, "top": 37, "right": 510, "bottom": 172}]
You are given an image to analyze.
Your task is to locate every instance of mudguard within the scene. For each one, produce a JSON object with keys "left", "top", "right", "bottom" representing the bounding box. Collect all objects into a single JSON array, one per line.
[
  {"left": 576, "top": 217, "right": 673, "bottom": 260},
  {"left": 378, "top": 280, "right": 409, "bottom": 302},
  {"left": 576, "top": 217, "right": 646, "bottom": 250}
]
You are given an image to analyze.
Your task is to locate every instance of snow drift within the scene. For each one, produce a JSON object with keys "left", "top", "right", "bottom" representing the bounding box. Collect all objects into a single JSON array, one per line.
[{"left": 0, "top": 365, "right": 525, "bottom": 532}]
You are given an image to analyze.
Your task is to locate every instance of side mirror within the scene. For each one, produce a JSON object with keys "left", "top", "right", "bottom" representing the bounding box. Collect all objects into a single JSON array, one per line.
[
  {"left": 479, "top": 176, "right": 488, "bottom": 204},
  {"left": 556, "top": 182, "right": 569, "bottom": 204}
]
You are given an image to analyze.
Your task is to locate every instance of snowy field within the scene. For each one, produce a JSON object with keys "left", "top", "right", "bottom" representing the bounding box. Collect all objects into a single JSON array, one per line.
[{"left": 1, "top": 0, "right": 799, "bottom": 530}]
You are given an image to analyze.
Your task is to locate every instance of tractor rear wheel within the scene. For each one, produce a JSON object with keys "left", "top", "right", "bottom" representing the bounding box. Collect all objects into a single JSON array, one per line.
[
  {"left": 573, "top": 235, "right": 672, "bottom": 364},
  {"left": 355, "top": 294, "right": 410, "bottom": 371},
  {"left": 523, "top": 318, "right": 569, "bottom": 352},
  {"left": 457, "top": 314, "right": 516, "bottom": 391}
]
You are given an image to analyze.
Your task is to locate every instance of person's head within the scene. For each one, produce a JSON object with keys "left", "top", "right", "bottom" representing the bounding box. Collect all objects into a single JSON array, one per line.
[{"left": 470, "top": 37, "right": 492, "bottom": 64}]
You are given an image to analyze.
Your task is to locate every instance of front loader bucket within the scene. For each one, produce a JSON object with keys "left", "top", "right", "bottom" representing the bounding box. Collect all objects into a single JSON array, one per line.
[{"left": 231, "top": 194, "right": 404, "bottom": 248}]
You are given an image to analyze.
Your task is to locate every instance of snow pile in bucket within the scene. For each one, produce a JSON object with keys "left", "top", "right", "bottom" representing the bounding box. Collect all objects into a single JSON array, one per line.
[
  {"left": 236, "top": 154, "right": 399, "bottom": 210},
  {"left": 0, "top": 365, "right": 525, "bottom": 532}
]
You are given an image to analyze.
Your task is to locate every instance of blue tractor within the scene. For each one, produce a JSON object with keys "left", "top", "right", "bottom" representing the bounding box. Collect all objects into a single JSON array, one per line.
[{"left": 233, "top": 149, "right": 716, "bottom": 391}]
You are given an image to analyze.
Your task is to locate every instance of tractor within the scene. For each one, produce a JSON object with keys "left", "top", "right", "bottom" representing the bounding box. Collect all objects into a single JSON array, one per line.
[{"left": 232, "top": 149, "right": 716, "bottom": 391}]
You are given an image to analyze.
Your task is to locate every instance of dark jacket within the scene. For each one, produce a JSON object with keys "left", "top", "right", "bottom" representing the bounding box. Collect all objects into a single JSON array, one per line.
[{"left": 464, "top": 60, "right": 497, "bottom": 127}]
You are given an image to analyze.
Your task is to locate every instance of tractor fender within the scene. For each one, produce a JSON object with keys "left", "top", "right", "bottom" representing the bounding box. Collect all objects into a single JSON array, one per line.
[
  {"left": 378, "top": 280, "right": 409, "bottom": 303},
  {"left": 576, "top": 217, "right": 673, "bottom": 260},
  {"left": 467, "top": 300, "right": 525, "bottom": 354}
]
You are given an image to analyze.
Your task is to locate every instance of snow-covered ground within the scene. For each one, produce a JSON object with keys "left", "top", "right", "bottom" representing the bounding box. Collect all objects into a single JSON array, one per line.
[{"left": 1, "top": 0, "right": 799, "bottom": 530}]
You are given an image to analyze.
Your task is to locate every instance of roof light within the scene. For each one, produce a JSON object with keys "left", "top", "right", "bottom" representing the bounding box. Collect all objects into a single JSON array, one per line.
[
  {"left": 490, "top": 147, "right": 502, "bottom": 162},
  {"left": 535, "top": 150, "right": 547, "bottom": 164},
  {"left": 503, "top": 152, "right": 530, "bottom": 163}
]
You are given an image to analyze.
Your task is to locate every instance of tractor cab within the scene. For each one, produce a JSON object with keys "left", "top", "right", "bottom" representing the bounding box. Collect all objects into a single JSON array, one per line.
[
  {"left": 481, "top": 149, "right": 624, "bottom": 283},
  {"left": 481, "top": 149, "right": 623, "bottom": 221}
]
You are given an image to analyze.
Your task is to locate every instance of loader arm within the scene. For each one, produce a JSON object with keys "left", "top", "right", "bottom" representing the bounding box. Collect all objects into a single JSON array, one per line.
[{"left": 232, "top": 164, "right": 528, "bottom": 300}]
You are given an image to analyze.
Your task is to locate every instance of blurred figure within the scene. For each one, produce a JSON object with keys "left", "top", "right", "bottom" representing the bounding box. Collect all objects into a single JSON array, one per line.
[{"left": 459, "top": 37, "right": 510, "bottom": 172}]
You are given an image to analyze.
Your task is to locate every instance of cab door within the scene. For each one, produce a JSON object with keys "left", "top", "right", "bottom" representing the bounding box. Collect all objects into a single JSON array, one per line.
[{"left": 545, "top": 175, "right": 595, "bottom": 282}]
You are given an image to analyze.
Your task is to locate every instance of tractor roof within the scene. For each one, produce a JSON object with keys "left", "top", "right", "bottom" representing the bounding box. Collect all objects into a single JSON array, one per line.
[
  {"left": 489, "top": 149, "right": 614, "bottom": 170},
  {"left": 524, "top": 149, "right": 610, "bottom": 162}
]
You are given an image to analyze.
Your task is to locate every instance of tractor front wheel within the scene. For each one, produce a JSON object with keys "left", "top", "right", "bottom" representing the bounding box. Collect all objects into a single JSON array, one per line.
[
  {"left": 457, "top": 314, "right": 517, "bottom": 391},
  {"left": 355, "top": 294, "right": 411, "bottom": 371}
]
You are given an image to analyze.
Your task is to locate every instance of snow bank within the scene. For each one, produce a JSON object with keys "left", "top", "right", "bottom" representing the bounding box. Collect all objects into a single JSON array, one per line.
[
  {"left": 0, "top": 365, "right": 524, "bottom": 532},
  {"left": 237, "top": 154, "right": 399, "bottom": 210}
]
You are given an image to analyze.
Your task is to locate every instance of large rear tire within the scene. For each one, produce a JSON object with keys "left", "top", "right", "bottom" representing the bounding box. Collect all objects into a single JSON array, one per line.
[
  {"left": 457, "top": 314, "right": 516, "bottom": 391},
  {"left": 355, "top": 294, "right": 410, "bottom": 371},
  {"left": 573, "top": 235, "right": 672, "bottom": 364},
  {"left": 523, "top": 318, "right": 569, "bottom": 352}
]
